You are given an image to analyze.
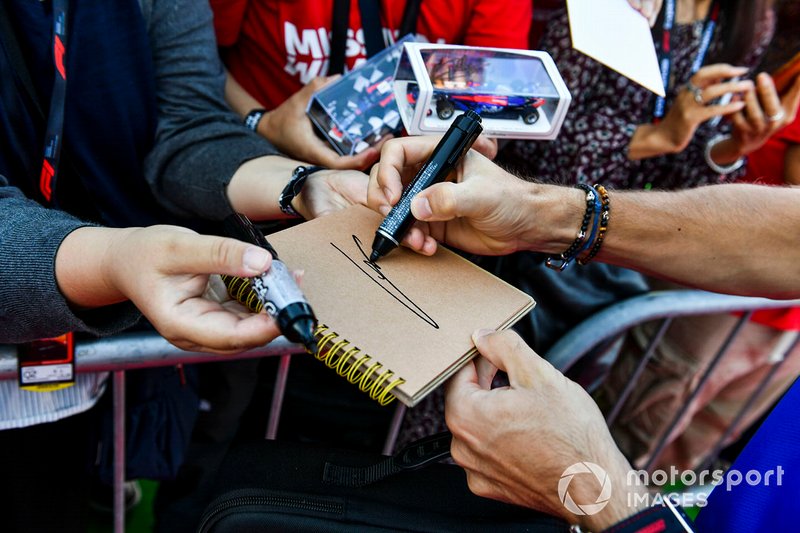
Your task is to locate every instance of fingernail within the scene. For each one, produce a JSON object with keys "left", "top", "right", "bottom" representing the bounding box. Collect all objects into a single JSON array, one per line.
[
  {"left": 411, "top": 197, "right": 432, "bottom": 219},
  {"left": 472, "top": 328, "right": 494, "bottom": 342},
  {"left": 379, "top": 204, "right": 391, "bottom": 216},
  {"left": 243, "top": 246, "right": 270, "bottom": 274}
]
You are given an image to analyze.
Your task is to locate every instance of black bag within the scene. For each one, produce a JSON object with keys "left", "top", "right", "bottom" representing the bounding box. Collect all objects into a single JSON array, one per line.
[
  {"left": 97, "top": 364, "right": 200, "bottom": 484},
  {"left": 196, "top": 437, "right": 568, "bottom": 532}
]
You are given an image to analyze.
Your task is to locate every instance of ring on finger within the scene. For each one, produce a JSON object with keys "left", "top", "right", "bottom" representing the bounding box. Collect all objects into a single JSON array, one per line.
[
  {"left": 685, "top": 81, "right": 704, "bottom": 104},
  {"left": 766, "top": 109, "right": 786, "bottom": 123}
]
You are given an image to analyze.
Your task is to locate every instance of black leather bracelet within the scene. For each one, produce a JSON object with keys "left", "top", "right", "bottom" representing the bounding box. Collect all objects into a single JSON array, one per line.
[
  {"left": 279, "top": 165, "right": 326, "bottom": 217},
  {"left": 244, "top": 108, "right": 267, "bottom": 132}
]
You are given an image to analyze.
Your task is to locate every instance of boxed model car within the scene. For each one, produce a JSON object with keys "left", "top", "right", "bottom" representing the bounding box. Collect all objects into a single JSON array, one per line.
[
  {"left": 306, "top": 35, "right": 414, "bottom": 156},
  {"left": 394, "top": 43, "right": 571, "bottom": 139}
]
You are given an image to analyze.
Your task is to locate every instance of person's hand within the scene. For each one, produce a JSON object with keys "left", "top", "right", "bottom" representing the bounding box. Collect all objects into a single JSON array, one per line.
[
  {"left": 721, "top": 73, "right": 800, "bottom": 159},
  {"left": 629, "top": 64, "right": 752, "bottom": 159},
  {"left": 260, "top": 76, "right": 382, "bottom": 170},
  {"left": 627, "top": 0, "right": 663, "bottom": 26},
  {"left": 445, "top": 329, "right": 649, "bottom": 530},
  {"left": 472, "top": 135, "right": 499, "bottom": 160},
  {"left": 367, "top": 136, "right": 553, "bottom": 256},
  {"left": 100, "top": 226, "right": 281, "bottom": 354},
  {"left": 294, "top": 169, "right": 369, "bottom": 219}
]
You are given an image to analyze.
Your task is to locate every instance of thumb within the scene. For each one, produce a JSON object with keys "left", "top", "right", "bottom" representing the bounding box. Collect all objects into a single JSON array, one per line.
[
  {"left": 411, "top": 181, "right": 475, "bottom": 222},
  {"left": 471, "top": 329, "right": 541, "bottom": 389},
  {"left": 165, "top": 233, "right": 273, "bottom": 278}
]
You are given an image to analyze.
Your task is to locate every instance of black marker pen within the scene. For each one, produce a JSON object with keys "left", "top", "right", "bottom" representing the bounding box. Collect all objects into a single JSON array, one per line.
[
  {"left": 370, "top": 109, "right": 482, "bottom": 262},
  {"left": 224, "top": 213, "right": 318, "bottom": 353}
]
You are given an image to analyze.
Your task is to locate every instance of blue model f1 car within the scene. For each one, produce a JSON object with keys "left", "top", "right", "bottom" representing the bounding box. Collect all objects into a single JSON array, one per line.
[{"left": 435, "top": 93, "right": 545, "bottom": 124}]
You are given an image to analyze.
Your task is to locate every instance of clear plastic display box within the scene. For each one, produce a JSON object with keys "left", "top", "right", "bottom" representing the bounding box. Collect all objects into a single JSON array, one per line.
[
  {"left": 393, "top": 43, "right": 571, "bottom": 139},
  {"left": 307, "top": 35, "right": 415, "bottom": 156}
]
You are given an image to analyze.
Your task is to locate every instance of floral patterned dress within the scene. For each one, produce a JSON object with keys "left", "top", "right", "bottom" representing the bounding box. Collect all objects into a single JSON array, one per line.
[{"left": 498, "top": 7, "right": 773, "bottom": 190}]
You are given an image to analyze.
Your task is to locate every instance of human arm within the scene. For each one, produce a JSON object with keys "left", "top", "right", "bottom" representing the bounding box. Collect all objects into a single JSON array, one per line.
[
  {"left": 627, "top": 64, "right": 751, "bottom": 160},
  {"left": 142, "top": 0, "right": 278, "bottom": 220},
  {"left": 0, "top": 177, "right": 279, "bottom": 351},
  {"left": 224, "top": 72, "right": 381, "bottom": 170},
  {"left": 54, "top": 224, "right": 280, "bottom": 354},
  {"left": 446, "top": 329, "right": 650, "bottom": 530},
  {"left": 141, "top": 0, "right": 369, "bottom": 222},
  {"left": 709, "top": 73, "right": 800, "bottom": 166},
  {"left": 0, "top": 179, "right": 140, "bottom": 342},
  {"left": 368, "top": 136, "right": 800, "bottom": 299}
]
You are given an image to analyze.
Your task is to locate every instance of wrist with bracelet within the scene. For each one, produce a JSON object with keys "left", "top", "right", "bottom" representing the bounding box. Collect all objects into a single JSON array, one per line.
[
  {"left": 545, "top": 183, "right": 611, "bottom": 271},
  {"left": 279, "top": 165, "right": 327, "bottom": 217},
  {"left": 244, "top": 108, "right": 268, "bottom": 132},
  {"left": 704, "top": 134, "right": 744, "bottom": 174}
]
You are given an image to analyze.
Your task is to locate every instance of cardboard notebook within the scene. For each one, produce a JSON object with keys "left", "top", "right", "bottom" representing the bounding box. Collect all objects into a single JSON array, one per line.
[{"left": 268, "top": 205, "right": 535, "bottom": 407}]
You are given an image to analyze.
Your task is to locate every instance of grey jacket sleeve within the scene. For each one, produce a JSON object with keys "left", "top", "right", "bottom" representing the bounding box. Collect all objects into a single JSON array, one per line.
[
  {"left": 142, "top": 0, "right": 281, "bottom": 221},
  {"left": 0, "top": 177, "right": 140, "bottom": 342}
]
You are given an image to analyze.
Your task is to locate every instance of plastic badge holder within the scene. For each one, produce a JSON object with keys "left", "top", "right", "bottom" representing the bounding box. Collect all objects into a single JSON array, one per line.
[
  {"left": 307, "top": 35, "right": 416, "bottom": 156},
  {"left": 393, "top": 43, "right": 571, "bottom": 139}
]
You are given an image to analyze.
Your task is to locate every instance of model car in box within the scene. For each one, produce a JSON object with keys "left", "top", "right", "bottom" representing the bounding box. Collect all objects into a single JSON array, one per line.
[
  {"left": 306, "top": 35, "right": 413, "bottom": 156},
  {"left": 393, "top": 43, "right": 571, "bottom": 139},
  {"left": 435, "top": 93, "right": 546, "bottom": 123}
]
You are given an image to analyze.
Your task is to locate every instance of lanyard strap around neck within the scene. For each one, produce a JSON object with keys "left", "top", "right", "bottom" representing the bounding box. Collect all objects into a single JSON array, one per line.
[
  {"left": 328, "top": 0, "right": 421, "bottom": 76},
  {"left": 40, "top": 0, "right": 69, "bottom": 205},
  {"left": 652, "top": 0, "right": 720, "bottom": 122}
]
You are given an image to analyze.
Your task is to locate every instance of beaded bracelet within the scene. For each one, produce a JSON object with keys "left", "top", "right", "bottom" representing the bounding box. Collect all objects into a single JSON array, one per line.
[
  {"left": 545, "top": 183, "right": 598, "bottom": 271},
  {"left": 576, "top": 184, "right": 603, "bottom": 257},
  {"left": 578, "top": 184, "right": 610, "bottom": 265}
]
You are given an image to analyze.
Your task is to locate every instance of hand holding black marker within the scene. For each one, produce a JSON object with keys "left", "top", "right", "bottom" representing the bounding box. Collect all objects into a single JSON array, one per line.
[
  {"left": 370, "top": 109, "right": 483, "bottom": 262},
  {"left": 224, "top": 213, "right": 318, "bottom": 352}
]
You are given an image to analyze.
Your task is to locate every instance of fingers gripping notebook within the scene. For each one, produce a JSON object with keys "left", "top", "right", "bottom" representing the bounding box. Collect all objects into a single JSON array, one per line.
[{"left": 265, "top": 205, "right": 535, "bottom": 407}]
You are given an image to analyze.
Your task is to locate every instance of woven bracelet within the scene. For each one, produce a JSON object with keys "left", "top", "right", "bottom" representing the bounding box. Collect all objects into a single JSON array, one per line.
[
  {"left": 545, "top": 183, "right": 598, "bottom": 271},
  {"left": 578, "top": 184, "right": 610, "bottom": 265}
]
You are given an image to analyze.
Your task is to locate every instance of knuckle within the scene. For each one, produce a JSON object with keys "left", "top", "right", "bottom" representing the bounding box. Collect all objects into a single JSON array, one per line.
[{"left": 211, "top": 238, "right": 234, "bottom": 269}]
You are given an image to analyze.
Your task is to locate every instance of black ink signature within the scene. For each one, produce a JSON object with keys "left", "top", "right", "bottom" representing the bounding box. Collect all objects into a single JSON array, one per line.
[{"left": 330, "top": 236, "right": 439, "bottom": 329}]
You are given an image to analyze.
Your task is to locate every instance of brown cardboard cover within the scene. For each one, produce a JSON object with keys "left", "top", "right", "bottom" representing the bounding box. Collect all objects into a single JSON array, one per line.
[{"left": 269, "top": 205, "right": 535, "bottom": 406}]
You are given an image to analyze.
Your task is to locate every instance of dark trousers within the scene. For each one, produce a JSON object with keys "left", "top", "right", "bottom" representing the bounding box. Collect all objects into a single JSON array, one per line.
[{"left": 0, "top": 404, "right": 100, "bottom": 533}]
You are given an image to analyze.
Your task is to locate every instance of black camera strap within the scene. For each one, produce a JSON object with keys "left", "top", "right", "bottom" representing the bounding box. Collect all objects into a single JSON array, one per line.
[
  {"left": 329, "top": 0, "right": 422, "bottom": 75},
  {"left": 329, "top": 0, "right": 351, "bottom": 75},
  {"left": 358, "top": 0, "right": 384, "bottom": 59}
]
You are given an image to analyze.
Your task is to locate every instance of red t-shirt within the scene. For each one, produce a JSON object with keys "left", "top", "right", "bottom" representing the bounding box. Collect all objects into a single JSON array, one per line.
[
  {"left": 742, "top": 114, "right": 800, "bottom": 185},
  {"left": 739, "top": 114, "right": 800, "bottom": 330},
  {"left": 211, "top": 0, "right": 532, "bottom": 110}
]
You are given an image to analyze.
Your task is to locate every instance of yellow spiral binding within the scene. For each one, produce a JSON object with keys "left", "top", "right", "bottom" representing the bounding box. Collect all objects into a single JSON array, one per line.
[
  {"left": 219, "top": 276, "right": 405, "bottom": 406},
  {"left": 313, "top": 324, "right": 405, "bottom": 406},
  {"left": 221, "top": 275, "right": 263, "bottom": 313}
]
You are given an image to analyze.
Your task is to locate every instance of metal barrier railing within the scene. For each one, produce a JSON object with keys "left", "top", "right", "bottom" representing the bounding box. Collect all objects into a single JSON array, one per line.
[
  {"left": 3, "top": 290, "right": 800, "bottom": 531},
  {"left": 545, "top": 289, "right": 800, "bottom": 474},
  {"left": 0, "top": 333, "right": 307, "bottom": 533}
]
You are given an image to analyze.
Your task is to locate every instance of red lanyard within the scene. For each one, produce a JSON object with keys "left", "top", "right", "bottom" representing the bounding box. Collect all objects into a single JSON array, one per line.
[{"left": 39, "top": 0, "right": 69, "bottom": 204}]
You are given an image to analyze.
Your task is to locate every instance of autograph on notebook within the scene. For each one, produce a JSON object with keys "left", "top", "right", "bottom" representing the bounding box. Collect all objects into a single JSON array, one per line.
[{"left": 330, "top": 236, "right": 439, "bottom": 329}]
